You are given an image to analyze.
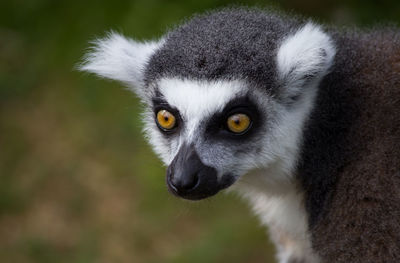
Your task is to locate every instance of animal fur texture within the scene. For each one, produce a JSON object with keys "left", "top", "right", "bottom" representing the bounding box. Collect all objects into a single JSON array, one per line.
[{"left": 80, "top": 7, "right": 400, "bottom": 263}]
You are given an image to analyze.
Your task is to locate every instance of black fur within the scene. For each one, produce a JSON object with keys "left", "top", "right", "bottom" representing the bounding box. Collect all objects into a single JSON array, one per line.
[{"left": 298, "top": 29, "right": 400, "bottom": 262}]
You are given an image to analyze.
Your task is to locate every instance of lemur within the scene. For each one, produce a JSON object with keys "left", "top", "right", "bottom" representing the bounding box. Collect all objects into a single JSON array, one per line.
[{"left": 80, "top": 8, "right": 400, "bottom": 263}]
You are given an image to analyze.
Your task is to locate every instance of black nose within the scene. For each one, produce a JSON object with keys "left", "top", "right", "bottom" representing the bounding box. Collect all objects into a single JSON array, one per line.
[
  {"left": 168, "top": 168, "right": 199, "bottom": 192},
  {"left": 166, "top": 144, "right": 220, "bottom": 200}
]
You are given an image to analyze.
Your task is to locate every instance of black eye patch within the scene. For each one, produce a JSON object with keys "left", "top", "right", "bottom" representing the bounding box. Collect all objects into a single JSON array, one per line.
[
  {"left": 152, "top": 97, "right": 183, "bottom": 135},
  {"left": 205, "top": 96, "right": 262, "bottom": 140}
]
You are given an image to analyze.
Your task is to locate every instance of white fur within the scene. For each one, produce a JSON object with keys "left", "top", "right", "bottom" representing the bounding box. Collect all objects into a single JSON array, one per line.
[
  {"left": 159, "top": 78, "right": 244, "bottom": 148},
  {"left": 234, "top": 168, "right": 320, "bottom": 263},
  {"left": 79, "top": 32, "right": 163, "bottom": 99},
  {"left": 142, "top": 78, "right": 245, "bottom": 165},
  {"left": 277, "top": 23, "right": 335, "bottom": 99}
]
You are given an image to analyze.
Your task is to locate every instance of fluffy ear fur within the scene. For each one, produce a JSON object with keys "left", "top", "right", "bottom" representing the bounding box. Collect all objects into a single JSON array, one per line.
[
  {"left": 79, "top": 32, "right": 163, "bottom": 99},
  {"left": 276, "top": 23, "right": 336, "bottom": 104}
]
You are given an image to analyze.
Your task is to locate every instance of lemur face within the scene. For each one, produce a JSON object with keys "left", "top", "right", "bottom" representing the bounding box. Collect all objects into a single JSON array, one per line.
[
  {"left": 80, "top": 9, "right": 335, "bottom": 200},
  {"left": 143, "top": 78, "right": 281, "bottom": 200}
]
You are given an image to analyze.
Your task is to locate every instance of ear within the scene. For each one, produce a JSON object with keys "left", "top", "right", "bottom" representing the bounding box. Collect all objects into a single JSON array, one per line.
[
  {"left": 79, "top": 32, "right": 163, "bottom": 99},
  {"left": 276, "top": 22, "right": 336, "bottom": 104}
]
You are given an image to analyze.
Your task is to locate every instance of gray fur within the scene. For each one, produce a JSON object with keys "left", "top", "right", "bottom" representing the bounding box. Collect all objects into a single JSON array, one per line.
[{"left": 145, "top": 8, "right": 303, "bottom": 94}]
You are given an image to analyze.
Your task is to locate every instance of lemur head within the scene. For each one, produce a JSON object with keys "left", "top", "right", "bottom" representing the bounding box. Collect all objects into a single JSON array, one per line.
[{"left": 80, "top": 9, "right": 335, "bottom": 200}]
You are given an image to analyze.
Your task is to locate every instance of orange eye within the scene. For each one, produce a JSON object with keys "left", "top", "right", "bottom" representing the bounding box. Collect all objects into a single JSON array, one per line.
[
  {"left": 156, "top": 110, "right": 176, "bottom": 130},
  {"left": 227, "top": 113, "right": 251, "bottom": 134}
]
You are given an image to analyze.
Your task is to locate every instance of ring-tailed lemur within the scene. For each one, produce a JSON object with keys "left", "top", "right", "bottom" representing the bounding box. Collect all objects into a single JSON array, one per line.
[{"left": 80, "top": 8, "right": 400, "bottom": 263}]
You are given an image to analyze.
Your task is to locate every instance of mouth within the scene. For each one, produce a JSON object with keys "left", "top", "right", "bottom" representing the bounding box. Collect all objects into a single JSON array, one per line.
[{"left": 166, "top": 173, "right": 236, "bottom": 201}]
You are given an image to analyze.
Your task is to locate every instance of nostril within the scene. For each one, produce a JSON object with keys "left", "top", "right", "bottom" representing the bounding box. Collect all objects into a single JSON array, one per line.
[
  {"left": 170, "top": 173, "right": 199, "bottom": 193},
  {"left": 180, "top": 173, "right": 199, "bottom": 191}
]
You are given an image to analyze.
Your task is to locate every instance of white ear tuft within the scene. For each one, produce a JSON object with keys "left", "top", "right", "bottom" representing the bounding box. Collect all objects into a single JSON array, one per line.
[
  {"left": 79, "top": 32, "right": 163, "bottom": 98},
  {"left": 277, "top": 22, "right": 336, "bottom": 101}
]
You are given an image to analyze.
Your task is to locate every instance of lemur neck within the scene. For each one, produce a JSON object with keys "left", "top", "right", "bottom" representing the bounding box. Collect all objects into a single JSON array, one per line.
[
  {"left": 233, "top": 163, "right": 306, "bottom": 232},
  {"left": 232, "top": 165, "right": 319, "bottom": 263}
]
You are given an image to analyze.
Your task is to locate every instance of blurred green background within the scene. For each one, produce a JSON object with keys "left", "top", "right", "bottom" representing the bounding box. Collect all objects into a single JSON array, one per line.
[{"left": 0, "top": 0, "right": 399, "bottom": 262}]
